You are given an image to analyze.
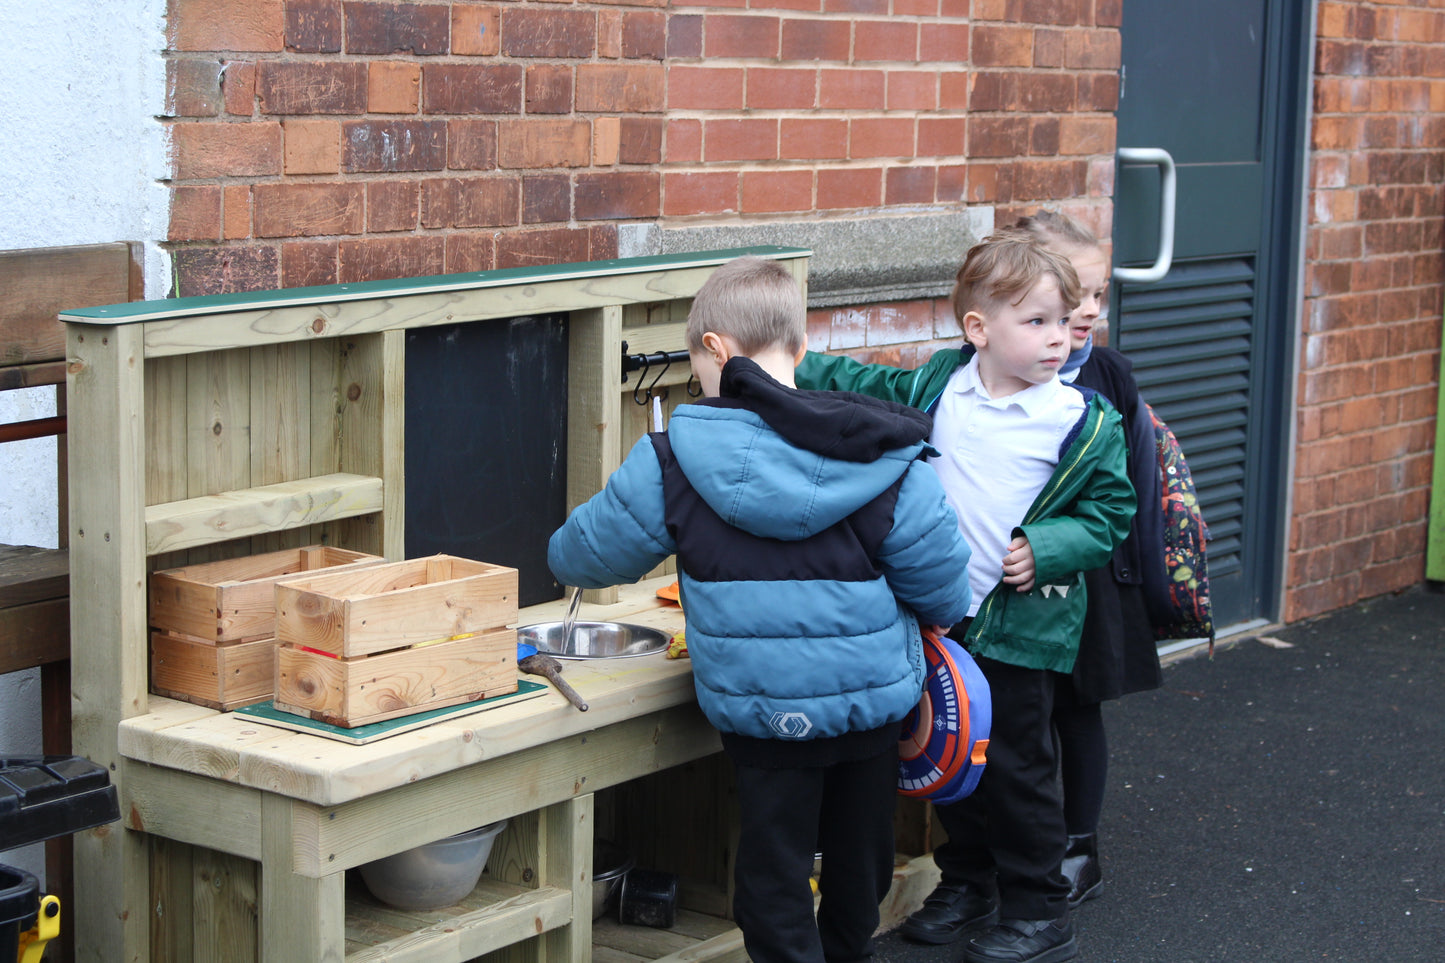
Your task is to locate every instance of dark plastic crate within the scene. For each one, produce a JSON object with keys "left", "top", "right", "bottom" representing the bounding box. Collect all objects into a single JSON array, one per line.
[
  {"left": 0, "top": 755, "right": 119, "bottom": 850},
  {"left": 0, "top": 864, "right": 37, "bottom": 963}
]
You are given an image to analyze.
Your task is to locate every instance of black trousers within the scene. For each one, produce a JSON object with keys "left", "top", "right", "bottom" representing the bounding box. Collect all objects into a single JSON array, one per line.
[
  {"left": 731, "top": 745, "right": 899, "bottom": 963},
  {"left": 931, "top": 657, "right": 1071, "bottom": 921}
]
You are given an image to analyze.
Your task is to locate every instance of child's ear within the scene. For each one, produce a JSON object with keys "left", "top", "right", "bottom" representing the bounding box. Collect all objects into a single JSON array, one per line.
[{"left": 962, "top": 311, "right": 987, "bottom": 347}]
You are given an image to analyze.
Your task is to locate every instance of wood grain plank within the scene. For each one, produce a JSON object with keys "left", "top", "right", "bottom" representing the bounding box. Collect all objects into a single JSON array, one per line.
[{"left": 0, "top": 242, "right": 134, "bottom": 364}]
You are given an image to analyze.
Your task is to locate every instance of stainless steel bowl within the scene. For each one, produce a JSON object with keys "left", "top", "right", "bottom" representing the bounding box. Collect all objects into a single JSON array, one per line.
[
  {"left": 358, "top": 819, "right": 507, "bottom": 910},
  {"left": 517, "top": 621, "right": 669, "bottom": 659}
]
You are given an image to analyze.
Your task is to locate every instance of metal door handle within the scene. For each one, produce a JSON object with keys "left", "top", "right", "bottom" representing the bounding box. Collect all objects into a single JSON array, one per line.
[{"left": 1114, "top": 147, "right": 1176, "bottom": 283}]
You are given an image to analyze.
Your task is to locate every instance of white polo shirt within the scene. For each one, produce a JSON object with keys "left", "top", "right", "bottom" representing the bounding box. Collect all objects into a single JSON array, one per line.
[{"left": 928, "top": 355, "right": 1085, "bottom": 616}]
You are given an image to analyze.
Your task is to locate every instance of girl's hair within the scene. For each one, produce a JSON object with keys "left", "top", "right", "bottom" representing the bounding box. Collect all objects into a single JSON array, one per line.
[
  {"left": 1015, "top": 210, "right": 1102, "bottom": 255},
  {"left": 686, "top": 256, "right": 806, "bottom": 355},
  {"left": 950, "top": 229, "right": 1082, "bottom": 323}
]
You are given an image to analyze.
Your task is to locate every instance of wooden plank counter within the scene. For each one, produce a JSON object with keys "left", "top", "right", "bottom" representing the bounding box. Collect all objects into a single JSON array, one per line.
[{"left": 118, "top": 579, "right": 721, "bottom": 961}]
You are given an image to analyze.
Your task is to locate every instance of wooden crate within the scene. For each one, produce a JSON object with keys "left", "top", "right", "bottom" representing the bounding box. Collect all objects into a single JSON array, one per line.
[
  {"left": 149, "top": 545, "right": 386, "bottom": 643},
  {"left": 274, "top": 555, "right": 518, "bottom": 658},
  {"left": 150, "top": 630, "right": 276, "bottom": 711},
  {"left": 273, "top": 627, "right": 518, "bottom": 727}
]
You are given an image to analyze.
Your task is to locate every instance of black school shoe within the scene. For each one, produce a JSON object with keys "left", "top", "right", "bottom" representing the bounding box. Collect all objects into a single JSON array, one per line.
[
  {"left": 1062, "top": 833, "right": 1103, "bottom": 908},
  {"left": 962, "top": 917, "right": 1078, "bottom": 963},
  {"left": 898, "top": 882, "right": 1000, "bottom": 944}
]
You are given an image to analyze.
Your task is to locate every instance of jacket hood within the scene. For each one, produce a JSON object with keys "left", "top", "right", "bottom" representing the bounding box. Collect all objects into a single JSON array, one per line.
[{"left": 666, "top": 357, "right": 933, "bottom": 540}]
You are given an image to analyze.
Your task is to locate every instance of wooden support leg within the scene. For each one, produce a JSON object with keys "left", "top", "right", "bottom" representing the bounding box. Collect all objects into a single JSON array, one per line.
[
  {"left": 539, "top": 796, "right": 592, "bottom": 963},
  {"left": 260, "top": 794, "right": 345, "bottom": 963}
]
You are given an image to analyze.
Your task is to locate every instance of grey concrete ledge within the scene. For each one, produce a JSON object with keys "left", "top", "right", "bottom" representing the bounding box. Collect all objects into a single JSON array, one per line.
[{"left": 617, "top": 208, "right": 994, "bottom": 309}]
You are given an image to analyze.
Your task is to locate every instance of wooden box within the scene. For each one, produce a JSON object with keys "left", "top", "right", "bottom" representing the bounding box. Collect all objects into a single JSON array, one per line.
[
  {"left": 150, "top": 630, "right": 276, "bottom": 711},
  {"left": 149, "top": 545, "right": 386, "bottom": 643},
  {"left": 273, "top": 628, "right": 518, "bottom": 727},
  {"left": 274, "top": 555, "right": 518, "bottom": 658}
]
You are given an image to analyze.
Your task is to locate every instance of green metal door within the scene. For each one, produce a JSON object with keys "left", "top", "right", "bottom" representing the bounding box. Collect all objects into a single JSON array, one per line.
[{"left": 1113, "top": 0, "right": 1311, "bottom": 631}]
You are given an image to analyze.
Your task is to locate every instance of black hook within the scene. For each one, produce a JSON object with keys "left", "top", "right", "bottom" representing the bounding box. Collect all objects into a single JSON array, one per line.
[
  {"left": 632, "top": 353, "right": 652, "bottom": 406},
  {"left": 687, "top": 373, "right": 702, "bottom": 397},
  {"left": 645, "top": 353, "right": 672, "bottom": 402}
]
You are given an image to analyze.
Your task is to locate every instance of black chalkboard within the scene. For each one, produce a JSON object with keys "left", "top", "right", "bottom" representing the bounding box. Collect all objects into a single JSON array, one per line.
[{"left": 404, "top": 315, "right": 569, "bottom": 607}]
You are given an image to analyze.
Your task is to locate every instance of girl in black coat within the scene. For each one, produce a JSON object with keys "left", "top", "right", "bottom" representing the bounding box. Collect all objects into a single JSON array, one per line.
[{"left": 1017, "top": 211, "right": 1165, "bottom": 908}]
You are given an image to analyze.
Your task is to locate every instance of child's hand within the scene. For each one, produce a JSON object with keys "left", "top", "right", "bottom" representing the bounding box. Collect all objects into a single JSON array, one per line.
[{"left": 1001, "top": 535, "right": 1037, "bottom": 593}]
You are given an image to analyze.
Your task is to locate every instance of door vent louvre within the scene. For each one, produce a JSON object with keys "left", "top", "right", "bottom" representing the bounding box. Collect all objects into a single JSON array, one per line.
[{"left": 1116, "top": 257, "right": 1255, "bottom": 579}]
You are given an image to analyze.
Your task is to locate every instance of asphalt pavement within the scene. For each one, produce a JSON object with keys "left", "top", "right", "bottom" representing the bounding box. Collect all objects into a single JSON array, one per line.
[{"left": 873, "top": 583, "right": 1445, "bottom": 962}]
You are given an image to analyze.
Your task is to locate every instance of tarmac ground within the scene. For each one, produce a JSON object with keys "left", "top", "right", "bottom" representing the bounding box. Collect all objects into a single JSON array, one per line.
[{"left": 873, "top": 583, "right": 1445, "bottom": 963}]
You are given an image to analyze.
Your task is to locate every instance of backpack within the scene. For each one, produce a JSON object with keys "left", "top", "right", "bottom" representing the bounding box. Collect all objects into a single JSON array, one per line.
[
  {"left": 1144, "top": 403, "right": 1215, "bottom": 648},
  {"left": 898, "top": 627, "right": 990, "bottom": 804}
]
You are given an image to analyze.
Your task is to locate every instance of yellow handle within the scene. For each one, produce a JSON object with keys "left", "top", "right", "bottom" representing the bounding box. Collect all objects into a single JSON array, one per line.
[{"left": 18, "top": 894, "right": 60, "bottom": 963}]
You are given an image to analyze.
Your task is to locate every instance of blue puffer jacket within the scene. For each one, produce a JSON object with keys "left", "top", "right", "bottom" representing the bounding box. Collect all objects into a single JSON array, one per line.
[{"left": 548, "top": 358, "right": 972, "bottom": 743}]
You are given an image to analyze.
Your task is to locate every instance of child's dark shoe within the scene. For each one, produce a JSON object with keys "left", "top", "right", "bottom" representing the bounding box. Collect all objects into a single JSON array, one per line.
[
  {"left": 898, "top": 882, "right": 999, "bottom": 944},
  {"left": 1062, "top": 833, "right": 1103, "bottom": 908},
  {"left": 962, "top": 916, "right": 1078, "bottom": 963}
]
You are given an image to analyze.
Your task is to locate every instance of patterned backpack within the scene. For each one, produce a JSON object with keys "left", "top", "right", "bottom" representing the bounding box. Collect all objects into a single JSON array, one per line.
[{"left": 1144, "top": 404, "right": 1215, "bottom": 647}]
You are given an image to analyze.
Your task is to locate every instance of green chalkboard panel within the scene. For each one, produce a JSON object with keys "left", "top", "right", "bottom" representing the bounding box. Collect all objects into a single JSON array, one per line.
[{"left": 405, "top": 315, "right": 569, "bottom": 607}]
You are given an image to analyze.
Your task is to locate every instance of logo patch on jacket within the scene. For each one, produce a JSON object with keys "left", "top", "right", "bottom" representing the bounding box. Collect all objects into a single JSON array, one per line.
[{"left": 769, "top": 711, "right": 813, "bottom": 739}]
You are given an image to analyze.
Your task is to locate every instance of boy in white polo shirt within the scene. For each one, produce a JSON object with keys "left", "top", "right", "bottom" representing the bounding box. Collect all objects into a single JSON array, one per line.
[{"left": 795, "top": 232, "right": 1136, "bottom": 963}]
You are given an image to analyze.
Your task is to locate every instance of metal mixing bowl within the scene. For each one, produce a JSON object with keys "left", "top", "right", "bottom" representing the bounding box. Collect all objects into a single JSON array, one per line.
[
  {"left": 358, "top": 819, "right": 507, "bottom": 910},
  {"left": 517, "top": 621, "right": 669, "bottom": 659}
]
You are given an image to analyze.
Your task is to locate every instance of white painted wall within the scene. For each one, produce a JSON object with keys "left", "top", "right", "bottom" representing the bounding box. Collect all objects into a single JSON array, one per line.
[{"left": 0, "top": 0, "right": 170, "bottom": 882}]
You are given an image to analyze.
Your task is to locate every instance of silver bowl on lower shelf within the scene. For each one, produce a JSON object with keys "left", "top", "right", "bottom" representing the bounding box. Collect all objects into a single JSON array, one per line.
[{"left": 517, "top": 621, "right": 670, "bottom": 659}]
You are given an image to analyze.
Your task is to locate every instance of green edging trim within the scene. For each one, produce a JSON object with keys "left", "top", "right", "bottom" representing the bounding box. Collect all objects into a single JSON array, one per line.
[
  {"left": 60, "top": 246, "right": 812, "bottom": 325},
  {"left": 1427, "top": 312, "right": 1445, "bottom": 582}
]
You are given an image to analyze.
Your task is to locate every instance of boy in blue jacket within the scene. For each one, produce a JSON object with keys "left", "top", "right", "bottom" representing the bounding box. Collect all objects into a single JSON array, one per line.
[
  {"left": 548, "top": 255, "right": 972, "bottom": 963},
  {"left": 796, "top": 233, "right": 1136, "bottom": 963}
]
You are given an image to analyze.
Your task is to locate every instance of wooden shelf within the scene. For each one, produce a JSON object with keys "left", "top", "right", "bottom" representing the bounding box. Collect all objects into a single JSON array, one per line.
[
  {"left": 144, "top": 473, "right": 384, "bottom": 554},
  {"left": 345, "top": 879, "right": 574, "bottom": 962}
]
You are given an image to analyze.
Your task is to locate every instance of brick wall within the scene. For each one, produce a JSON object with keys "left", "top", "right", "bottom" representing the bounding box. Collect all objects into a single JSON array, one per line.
[{"left": 1290, "top": 0, "right": 1445, "bottom": 620}]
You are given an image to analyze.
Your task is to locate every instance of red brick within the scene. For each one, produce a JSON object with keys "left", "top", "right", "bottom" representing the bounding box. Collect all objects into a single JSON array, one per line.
[
  {"left": 940, "top": 70, "right": 974, "bottom": 109},
  {"left": 753, "top": 0, "right": 824, "bottom": 9},
  {"left": 499, "top": 119, "right": 592, "bottom": 169},
  {"left": 523, "top": 174, "right": 571, "bottom": 223},
  {"left": 222, "top": 61, "right": 257, "bottom": 116},
  {"left": 167, "top": 60, "right": 223, "bottom": 117},
  {"left": 257, "top": 62, "right": 367, "bottom": 114},
  {"left": 1095, "top": 0, "right": 1122, "bottom": 27},
  {"left": 171, "top": 121, "right": 283, "bottom": 179},
  {"left": 704, "top": 119, "right": 778, "bottom": 162},
  {"left": 598, "top": 10, "right": 623, "bottom": 58},
  {"left": 781, "top": 18, "right": 850, "bottom": 61},
  {"left": 624, "top": 11, "right": 668, "bottom": 59},
  {"left": 1020, "top": 73, "right": 1077, "bottom": 111},
  {"left": 705, "top": 14, "right": 780, "bottom": 58},
  {"left": 421, "top": 176, "right": 520, "bottom": 229},
  {"left": 1030, "top": 116, "right": 1060, "bottom": 155},
  {"left": 669, "top": 66, "right": 745, "bottom": 110},
  {"left": 446, "top": 233, "right": 495, "bottom": 273},
  {"left": 223, "top": 185, "right": 252, "bottom": 240},
  {"left": 343, "top": 120, "right": 446, "bottom": 172},
  {"left": 169, "top": 186, "right": 222, "bottom": 241},
  {"left": 1034, "top": 28, "right": 1066, "bottom": 68},
  {"left": 424, "top": 64, "right": 524, "bottom": 114},
  {"left": 285, "top": 0, "right": 342, "bottom": 53},
  {"left": 825, "top": 0, "right": 887, "bottom": 12},
  {"left": 619, "top": 117, "right": 664, "bottom": 164},
  {"left": 344, "top": 2, "right": 449, "bottom": 55},
  {"left": 919, "top": 22, "right": 969, "bottom": 61},
  {"left": 576, "top": 64, "right": 665, "bottom": 112},
  {"left": 1012, "top": 159, "right": 1086, "bottom": 201},
  {"left": 501, "top": 8, "right": 597, "bottom": 58},
  {"left": 972, "top": 24, "right": 1033, "bottom": 67},
  {"left": 173, "top": 246, "right": 280, "bottom": 297},
  {"left": 888, "top": 71, "right": 937, "bottom": 110},
  {"left": 667, "top": 14, "right": 703, "bottom": 58},
  {"left": 663, "top": 171, "right": 739, "bottom": 216},
  {"left": 254, "top": 182, "right": 365, "bottom": 237},
  {"left": 527, "top": 65, "right": 574, "bottom": 114},
  {"left": 281, "top": 241, "right": 338, "bottom": 288},
  {"left": 369, "top": 62, "right": 421, "bottom": 113},
  {"left": 171, "top": 0, "right": 284, "bottom": 52},
  {"left": 594, "top": 117, "right": 620, "bottom": 165},
  {"left": 937, "top": 163, "right": 967, "bottom": 201},
  {"left": 747, "top": 67, "right": 817, "bottom": 109},
  {"left": 969, "top": 116, "right": 1030, "bottom": 157},
  {"left": 337, "top": 236, "right": 446, "bottom": 283},
  {"left": 367, "top": 181, "right": 419, "bottom": 232},
  {"left": 1076, "top": 71, "right": 1119, "bottom": 111},
  {"left": 665, "top": 119, "right": 703, "bottom": 162},
  {"left": 1066, "top": 28, "right": 1121, "bottom": 70},
  {"left": 741, "top": 170, "right": 813, "bottom": 213},
  {"left": 283, "top": 119, "right": 341, "bottom": 174},
  {"left": 820, "top": 69, "right": 886, "bottom": 109},
  {"left": 886, "top": 166, "right": 936, "bottom": 204},
  {"left": 452, "top": 5, "right": 500, "bottom": 56},
  {"left": 574, "top": 172, "right": 660, "bottom": 220},
  {"left": 918, "top": 117, "right": 967, "bottom": 157},
  {"left": 850, "top": 117, "right": 914, "bottom": 159},
  {"left": 1020, "top": 0, "right": 1085, "bottom": 26},
  {"left": 448, "top": 119, "right": 497, "bottom": 170},
  {"left": 817, "top": 168, "right": 882, "bottom": 210},
  {"left": 854, "top": 20, "right": 918, "bottom": 62},
  {"left": 496, "top": 228, "right": 593, "bottom": 270},
  {"left": 781, "top": 118, "right": 847, "bottom": 160}
]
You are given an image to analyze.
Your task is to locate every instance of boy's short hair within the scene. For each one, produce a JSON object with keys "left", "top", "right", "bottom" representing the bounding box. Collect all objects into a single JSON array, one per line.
[
  {"left": 1015, "top": 209, "right": 1102, "bottom": 254},
  {"left": 950, "top": 230, "right": 1083, "bottom": 324},
  {"left": 686, "top": 256, "right": 806, "bottom": 355}
]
